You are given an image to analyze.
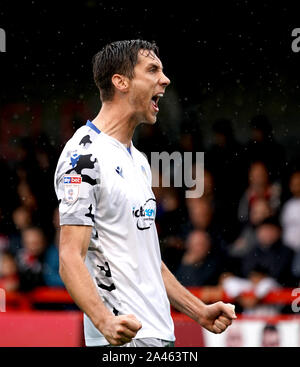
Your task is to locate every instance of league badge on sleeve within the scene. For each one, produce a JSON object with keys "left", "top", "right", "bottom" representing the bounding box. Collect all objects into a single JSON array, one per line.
[{"left": 63, "top": 174, "right": 82, "bottom": 203}]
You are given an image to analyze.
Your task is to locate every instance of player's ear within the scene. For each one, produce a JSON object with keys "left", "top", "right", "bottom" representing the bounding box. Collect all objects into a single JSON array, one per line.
[{"left": 111, "top": 74, "right": 129, "bottom": 94}]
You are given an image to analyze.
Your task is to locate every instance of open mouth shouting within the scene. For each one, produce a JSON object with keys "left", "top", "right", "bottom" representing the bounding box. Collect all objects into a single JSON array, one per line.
[{"left": 151, "top": 93, "right": 164, "bottom": 112}]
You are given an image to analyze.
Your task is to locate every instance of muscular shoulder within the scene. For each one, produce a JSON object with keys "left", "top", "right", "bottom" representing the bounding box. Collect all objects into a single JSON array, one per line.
[
  {"left": 54, "top": 126, "right": 101, "bottom": 192},
  {"left": 55, "top": 140, "right": 101, "bottom": 227},
  {"left": 59, "top": 126, "right": 98, "bottom": 161}
]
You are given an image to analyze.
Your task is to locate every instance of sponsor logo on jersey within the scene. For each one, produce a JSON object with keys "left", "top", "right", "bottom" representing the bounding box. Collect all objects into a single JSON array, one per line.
[
  {"left": 63, "top": 174, "right": 81, "bottom": 203},
  {"left": 64, "top": 176, "right": 82, "bottom": 184},
  {"left": 132, "top": 198, "right": 156, "bottom": 230}
]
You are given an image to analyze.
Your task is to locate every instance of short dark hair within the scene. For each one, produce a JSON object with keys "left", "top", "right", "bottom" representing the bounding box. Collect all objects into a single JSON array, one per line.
[
  {"left": 92, "top": 40, "right": 159, "bottom": 101},
  {"left": 263, "top": 323, "right": 278, "bottom": 333},
  {"left": 259, "top": 215, "right": 282, "bottom": 230}
]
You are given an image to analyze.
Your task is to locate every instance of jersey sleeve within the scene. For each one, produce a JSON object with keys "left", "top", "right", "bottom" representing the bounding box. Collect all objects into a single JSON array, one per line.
[{"left": 55, "top": 152, "right": 100, "bottom": 226}]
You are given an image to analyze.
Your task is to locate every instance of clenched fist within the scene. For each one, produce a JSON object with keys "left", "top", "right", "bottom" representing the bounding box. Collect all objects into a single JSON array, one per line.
[
  {"left": 198, "top": 301, "right": 237, "bottom": 334},
  {"left": 99, "top": 314, "right": 142, "bottom": 346}
]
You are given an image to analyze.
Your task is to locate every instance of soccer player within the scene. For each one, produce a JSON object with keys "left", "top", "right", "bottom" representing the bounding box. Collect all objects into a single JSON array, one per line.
[{"left": 55, "top": 40, "right": 237, "bottom": 347}]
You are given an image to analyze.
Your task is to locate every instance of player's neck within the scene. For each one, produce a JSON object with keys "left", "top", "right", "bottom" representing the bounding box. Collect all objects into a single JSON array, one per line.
[{"left": 92, "top": 102, "right": 137, "bottom": 147}]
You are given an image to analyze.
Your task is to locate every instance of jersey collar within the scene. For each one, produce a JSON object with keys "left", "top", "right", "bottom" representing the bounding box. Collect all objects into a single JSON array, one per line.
[
  {"left": 86, "top": 120, "right": 101, "bottom": 134},
  {"left": 86, "top": 121, "right": 133, "bottom": 157}
]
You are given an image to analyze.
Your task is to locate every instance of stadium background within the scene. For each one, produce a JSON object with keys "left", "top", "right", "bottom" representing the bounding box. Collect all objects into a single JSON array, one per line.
[{"left": 1, "top": 1, "right": 300, "bottom": 346}]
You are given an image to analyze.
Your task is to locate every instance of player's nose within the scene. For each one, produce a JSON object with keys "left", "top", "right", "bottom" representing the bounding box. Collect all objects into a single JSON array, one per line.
[{"left": 160, "top": 72, "right": 171, "bottom": 87}]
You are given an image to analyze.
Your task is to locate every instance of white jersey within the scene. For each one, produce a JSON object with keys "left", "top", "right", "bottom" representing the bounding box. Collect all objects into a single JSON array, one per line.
[
  {"left": 54, "top": 119, "right": 101, "bottom": 245},
  {"left": 55, "top": 119, "right": 101, "bottom": 200},
  {"left": 55, "top": 128, "right": 175, "bottom": 346}
]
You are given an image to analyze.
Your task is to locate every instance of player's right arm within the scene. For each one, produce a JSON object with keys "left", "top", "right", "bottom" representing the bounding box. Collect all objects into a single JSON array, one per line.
[
  {"left": 59, "top": 224, "right": 141, "bottom": 346},
  {"left": 55, "top": 150, "right": 141, "bottom": 345}
]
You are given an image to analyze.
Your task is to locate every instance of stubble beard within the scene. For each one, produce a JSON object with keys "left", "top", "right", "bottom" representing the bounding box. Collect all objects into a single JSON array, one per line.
[{"left": 129, "top": 93, "right": 157, "bottom": 125}]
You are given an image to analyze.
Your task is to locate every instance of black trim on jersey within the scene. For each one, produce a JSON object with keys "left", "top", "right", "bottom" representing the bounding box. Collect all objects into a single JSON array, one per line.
[
  {"left": 97, "top": 262, "right": 112, "bottom": 278},
  {"left": 79, "top": 135, "right": 92, "bottom": 147},
  {"left": 65, "top": 154, "right": 97, "bottom": 186},
  {"left": 85, "top": 204, "right": 95, "bottom": 223},
  {"left": 95, "top": 261, "right": 116, "bottom": 293}
]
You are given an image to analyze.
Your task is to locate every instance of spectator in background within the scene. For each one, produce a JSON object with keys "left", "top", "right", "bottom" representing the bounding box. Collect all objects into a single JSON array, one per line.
[
  {"left": 183, "top": 197, "right": 228, "bottom": 263},
  {"left": 243, "top": 266, "right": 281, "bottom": 315},
  {"left": 188, "top": 165, "right": 215, "bottom": 205},
  {"left": 43, "top": 208, "right": 64, "bottom": 287},
  {"left": 206, "top": 118, "right": 247, "bottom": 200},
  {"left": 241, "top": 216, "right": 296, "bottom": 287},
  {"left": 9, "top": 206, "right": 33, "bottom": 255},
  {"left": 238, "top": 161, "right": 281, "bottom": 224},
  {"left": 158, "top": 188, "right": 186, "bottom": 273},
  {"left": 175, "top": 230, "right": 223, "bottom": 286},
  {"left": 0, "top": 252, "right": 20, "bottom": 292},
  {"left": 17, "top": 181, "right": 38, "bottom": 213},
  {"left": 245, "top": 114, "right": 286, "bottom": 182},
  {"left": 281, "top": 170, "right": 300, "bottom": 252},
  {"left": 15, "top": 137, "right": 39, "bottom": 182},
  {"left": 220, "top": 266, "right": 281, "bottom": 316},
  {"left": 13, "top": 137, "right": 40, "bottom": 225},
  {"left": 261, "top": 323, "right": 280, "bottom": 347},
  {"left": 15, "top": 180, "right": 41, "bottom": 240},
  {"left": 206, "top": 118, "right": 248, "bottom": 242},
  {"left": 282, "top": 171, "right": 300, "bottom": 282},
  {"left": 16, "top": 226, "right": 46, "bottom": 291},
  {"left": 178, "top": 117, "right": 204, "bottom": 157},
  {"left": 228, "top": 198, "right": 272, "bottom": 274},
  {"left": 14, "top": 135, "right": 57, "bottom": 240},
  {"left": 33, "top": 133, "right": 59, "bottom": 239},
  {"left": 184, "top": 197, "right": 214, "bottom": 233},
  {"left": 0, "top": 159, "right": 16, "bottom": 235},
  {"left": 0, "top": 208, "right": 10, "bottom": 253},
  {"left": 201, "top": 169, "right": 215, "bottom": 204},
  {"left": 157, "top": 188, "right": 186, "bottom": 239}
]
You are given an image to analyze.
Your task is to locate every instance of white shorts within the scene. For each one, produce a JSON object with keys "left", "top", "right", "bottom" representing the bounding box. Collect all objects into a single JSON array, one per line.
[{"left": 97, "top": 338, "right": 174, "bottom": 347}]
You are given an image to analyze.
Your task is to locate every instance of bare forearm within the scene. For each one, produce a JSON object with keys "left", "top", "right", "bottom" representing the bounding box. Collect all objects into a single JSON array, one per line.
[
  {"left": 162, "top": 262, "right": 237, "bottom": 334},
  {"left": 161, "top": 262, "right": 205, "bottom": 323},
  {"left": 58, "top": 225, "right": 142, "bottom": 346},
  {"left": 59, "top": 253, "right": 112, "bottom": 328}
]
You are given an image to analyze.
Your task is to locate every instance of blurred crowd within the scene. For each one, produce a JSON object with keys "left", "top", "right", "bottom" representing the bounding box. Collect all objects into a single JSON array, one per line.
[{"left": 0, "top": 114, "right": 299, "bottom": 314}]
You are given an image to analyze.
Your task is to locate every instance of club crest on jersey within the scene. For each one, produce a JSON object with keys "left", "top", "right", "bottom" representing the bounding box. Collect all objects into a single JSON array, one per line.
[{"left": 63, "top": 174, "right": 82, "bottom": 203}]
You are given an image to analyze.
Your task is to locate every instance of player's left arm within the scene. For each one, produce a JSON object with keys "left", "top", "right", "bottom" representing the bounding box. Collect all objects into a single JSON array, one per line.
[{"left": 161, "top": 261, "right": 237, "bottom": 334}]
